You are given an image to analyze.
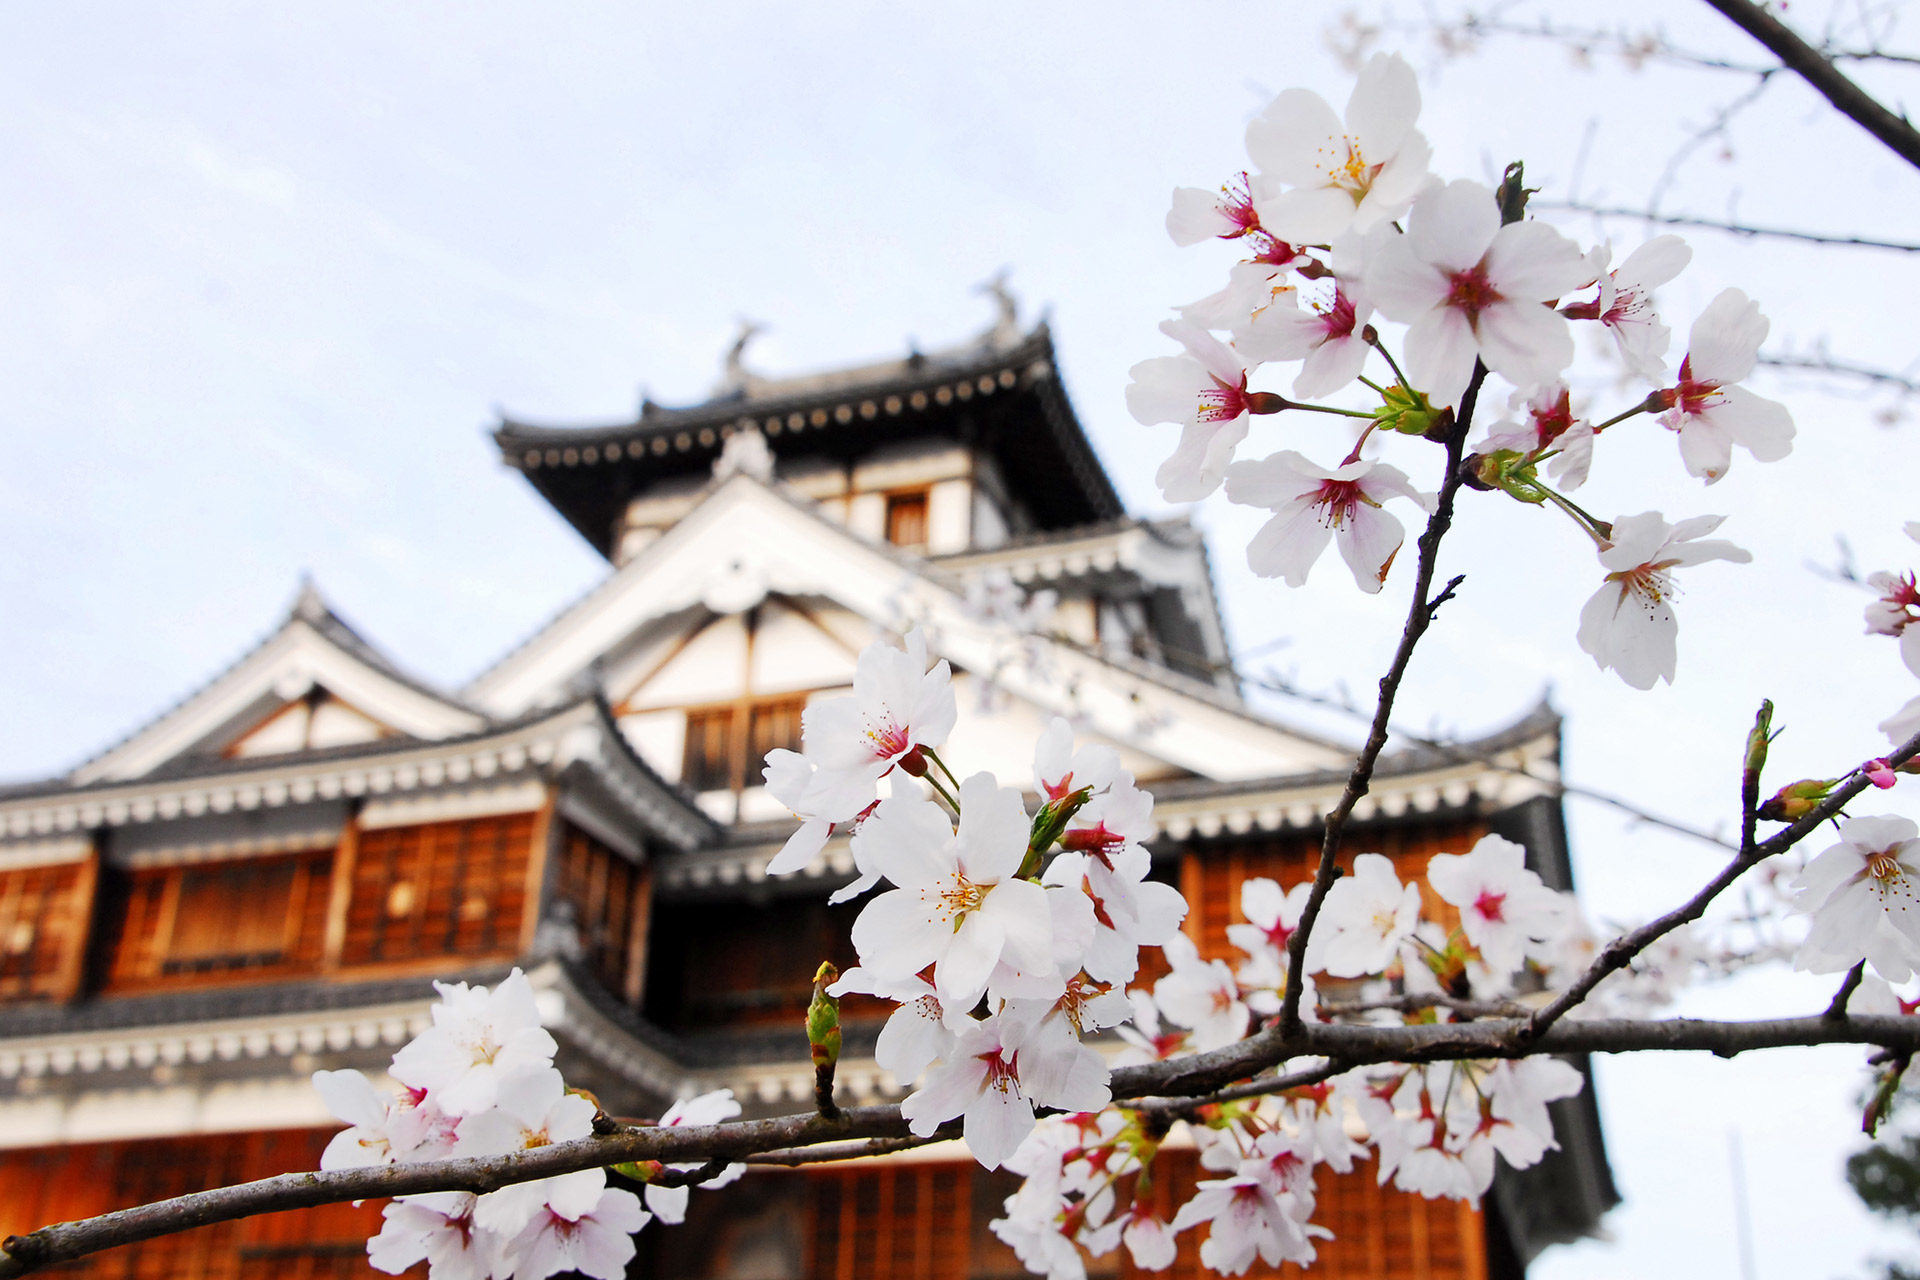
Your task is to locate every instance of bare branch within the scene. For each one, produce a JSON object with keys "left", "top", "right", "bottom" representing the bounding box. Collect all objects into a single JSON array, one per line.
[
  {"left": 14, "top": 1007, "right": 1920, "bottom": 1277},
  {"left": 1520, "top": 724, "right": 1920, "bottom": 1044},
  {"left": 1279, "top": 381, "right": 1477, "bottom": 1035},
  {"left": 1535, "top": 199, "right": 1920, "bottom": 252},
  {"left": 1757, "top": 351, "right": 1920, "bottom": 395},
  {"left": 1704, "top": 0, "right": 1920, "bottom": 170},
  {"left": 1827, "top": 962, "right": 1869, "bottom": 1020}
]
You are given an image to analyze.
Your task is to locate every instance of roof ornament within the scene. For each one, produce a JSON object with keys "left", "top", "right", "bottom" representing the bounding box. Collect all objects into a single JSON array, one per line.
[
  {"left": 975, "top": 268, "right": 1020, "bottom": 350},
  {"left": 712, "top": 425, "right": 776, "bottom": 483},
  {"left": 289, "top": 572, "right": 329, "bottom": 625},
  {"left": 712, "top": 317, "right": 767, "bottom": 398}
]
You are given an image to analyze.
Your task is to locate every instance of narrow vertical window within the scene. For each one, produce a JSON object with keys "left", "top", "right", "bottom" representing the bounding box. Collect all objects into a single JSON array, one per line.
[
  {"left": 681, "top": 707, "right": 737, "bottom": 791},
  {"left": 885, "top": 490, "right": 930, "bottom": 548}
]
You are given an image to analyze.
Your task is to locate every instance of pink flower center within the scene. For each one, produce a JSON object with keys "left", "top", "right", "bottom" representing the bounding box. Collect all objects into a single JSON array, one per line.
[
  {"left": 1263, "top": 918, "right": 1295, "bottom": 950},
  {"left": 1604, "top": 560, "right": 1680, "bottom": 612},
  {"left": 1312, "top": 478, "right": 1367, "bottom": 529},
  {"left": 863, "top": 716, "right": 910, "bottom": 760},
  {"left": 1198, "top": 375, "right": 1253, "bottom": 423},
  {"left": 1670, "top": 357, "right": 1723, "bottom": 417},
  {"left": 1062, "top": 823, "right": 1124, "bottom": 863},
  {"left": 1317, "top": 288, "right": 1359, "bottom": 341},
  {"left": 939, "top": 876, "right": 989, "bottom": 920},
  {"left": 1528, "top": 390, "right": 1576, "bottom": 447},
  {"left": 1474, "top": 888, "right": 1507, "bottom": 923},
  {"left": 977, "top": 1048, "right": 1020, "bottom": 1096},
  {"left": 1216, "top": 172, "right": 1263, "bottom": 238},
  {"left": 1445, "top": 266, "right": 1503, "bottom": 323},
  {"left": 1868, "top": 849, "right": 1905, "bottom": 883}
]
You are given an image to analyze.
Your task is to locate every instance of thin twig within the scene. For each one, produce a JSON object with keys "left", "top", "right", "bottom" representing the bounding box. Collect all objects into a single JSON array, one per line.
[
  {"left": 1278, "top": 370, "right": 1479, "bottom": 1036},
  {"left": 1704, "top": 0, "right": 1920, "bottom": 170},
  {"left": 1317, "top": 993, "right": 1535, "bottom": 1020},
  {"left": 1521, "top": 724, "right": 1920, "bottom": 1044},
  {"left": 1535, "top": 199, "right": 1920, "bottom": 252},
  {"left": 1127, "top": 1059, "right": 1352, "bottom": 1119},
  {"left": 1827, "top": 962, "right": 1869, "bottom": 1020},
  {"left": 1756, "top": 352, "right": 1920, "bottom": 395}
]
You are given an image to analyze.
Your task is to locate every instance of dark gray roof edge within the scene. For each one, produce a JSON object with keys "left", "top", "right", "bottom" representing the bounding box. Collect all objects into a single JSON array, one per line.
[
  {"left": 53, "top": 591, "right": 481, "bottom": 787},
  {"left": 1146, "top": 697, "right": 1562, "bottom": 805},
  {"left": 494, "top": 326, "right": 1057, "bottom": 445}
]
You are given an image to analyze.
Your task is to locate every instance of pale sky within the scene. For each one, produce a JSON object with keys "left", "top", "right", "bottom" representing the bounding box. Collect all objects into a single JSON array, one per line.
[{"left": 2, "top": 2, "right": 1917, "bottom": 1276}]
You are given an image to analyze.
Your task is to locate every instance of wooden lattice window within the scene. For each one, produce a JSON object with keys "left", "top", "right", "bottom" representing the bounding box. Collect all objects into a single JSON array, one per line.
[
  {"left": 683, "top": 707, "right": 737, "bottom": 792},
  {"left": 885, "top": 489, "right": 930, "bottom": 548},
  {"left": 0, "top": 860, "right": 89, "bottom": 1001},
  {"left": 341, "top": 814, "right": 534, "bottom": 968},
  {"left": 554, "top": 823, "right": 651, "bottom": 1004},
  {"left": 681, "top": 695, "right": 809, "bottom": 793},
  {"left": 100, "top": 850, "right": 332, "bottom": 992},
  {"left": 809, "top": 1162, "right": 970, "bottom": 1280},
  {"left": 165, "top": 859, "right": 311, "bottom": 973}
]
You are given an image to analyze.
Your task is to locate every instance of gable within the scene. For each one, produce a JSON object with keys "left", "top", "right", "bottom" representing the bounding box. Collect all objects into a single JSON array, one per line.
[
  {"left": 465, "top": 476, "right": 1350, "bottom": 785},
  {"left": 73, "top": 600, "right": 486, "bottom": 785}
]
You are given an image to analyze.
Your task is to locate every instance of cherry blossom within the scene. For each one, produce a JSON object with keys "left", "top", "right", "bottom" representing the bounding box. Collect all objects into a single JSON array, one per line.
[
  {"left": 452, "top": 1067, "right": 603, "bottom": 1236},
  {"left": 642, "top": 1091, "right": 746, "bottom": 1225},
  {"left": 1126, "top": 319, "right": 1261, "bottom": 502},
  {"left": 1224, "top": 451, "right": 1434, "bottom": 593},
  {"left": 313, "top": 1071, "right": 454, "bottom": 1170},
  {"left": 389, "top": 969, "right": 558, "bottom": 1117},
  {"left": 830, "top": 967, "right": 955, "bottom": 1085},
  {"left": 1166, "top": 174, "right": 1266, "bottom": 245},
  {"left": 1655, "top": 288, "right": 1795, "bottom": 483},
  {"left": 1235, "top": 281, "right": 1375, "bottom": 398},
  {"left": 1366, "top": 179, "right": 1589, "bottom": 409},
  {"left": 1563, "top": 235, "right": 1691, "bottom": 378},
  {"left": 1575, "top": 512, "right": 1752, "bottom": 690},
  {"left": 1865, "top": 523, "right": 1920, "bottom": 678},
  {"left": 901, "top": 1015, "right": 1105, "bottom": 1170},
  {"left": 1244, "top": 51, "right": 1433, "bottom": 244},
  {"left": 1478, "top": 383, "right": 1594, "bottom": 491},
  {"left": 848, "top": 779, "right": 1056, "bottom": 1014},
  {"left": 1794, "top": 815, "right": 1920, "bottom": 982},
  {"left": 1312, "top": 852, "right": 1421, "bottom": 977},
  {"left": 1153, "top": 933, "right": 1251, "bottom": 1051},
  {"left": 765, "top": 628, "right": 956, "bottom": 880},
  {"left": 368, "top": 1192, "right": 507, "bottom": 1280},
  {"left": 504, "top": 1187, "right": 649, "bottom": 1280},
  {"left": 1425, "top": 835, "right": 1570, "bottom": 973}
]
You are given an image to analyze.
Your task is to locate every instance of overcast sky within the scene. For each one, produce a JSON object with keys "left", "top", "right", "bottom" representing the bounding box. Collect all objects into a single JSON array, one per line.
[{"left": 3, "top": 2, "right": 1917, "bottom": 1275}]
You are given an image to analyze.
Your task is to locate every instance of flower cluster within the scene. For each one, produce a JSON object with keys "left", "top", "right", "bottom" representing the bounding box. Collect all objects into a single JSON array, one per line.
[
  {"left": 988, "top": 837, "right": 1585, "bottom": 1278},
  {"left": 1130, "top": 52, "right": 1795, "bottom": 688},
  {"left": 314, "top": 971, "right": 739, "bottom": 1280}
]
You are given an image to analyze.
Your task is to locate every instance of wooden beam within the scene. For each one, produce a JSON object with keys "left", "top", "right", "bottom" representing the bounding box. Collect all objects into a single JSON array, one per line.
[
  {"left": 50, "top": 841, "right": 100, "bottom": 1003},
  {"left": 320, "top": 805, "right": 362, "bottom": 972},
  {"left": 623, "top": 862, "right": 653, "bottom": 1008},
  {"left": 518, "top": 786, "right": 560, "bottom": 959}
]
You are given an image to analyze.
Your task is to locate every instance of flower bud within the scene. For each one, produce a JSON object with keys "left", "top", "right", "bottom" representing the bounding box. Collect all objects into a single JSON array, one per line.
[
  {"left": 1866, "top": 758, "right": 1899, "bottom": 790},
  {"left": 1758, "top": 777, "right": 1835, "bottom": 823},
  {"left": 1372, "top": 383, "right": 1448, "bottom": 437}
]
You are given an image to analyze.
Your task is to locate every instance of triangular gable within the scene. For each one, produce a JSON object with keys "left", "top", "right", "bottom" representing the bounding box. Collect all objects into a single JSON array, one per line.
[
  {"left": 465, "top": 476, "right": 1349, "bottom": 784},
  {"left": 73, "top": 585, "right": 487, "bottom": 785}
]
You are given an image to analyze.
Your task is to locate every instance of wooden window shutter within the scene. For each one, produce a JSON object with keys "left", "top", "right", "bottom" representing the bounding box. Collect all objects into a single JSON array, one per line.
[
  {"left": 682, "top": 706, "right": 737, "bottom": 792},
  {"left": 885, "top": 490, "right": 930, "bottom": 548}
]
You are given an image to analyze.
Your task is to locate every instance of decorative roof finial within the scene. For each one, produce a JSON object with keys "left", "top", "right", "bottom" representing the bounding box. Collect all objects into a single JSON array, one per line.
[
  {"left": 713, "top": 318, "right": 767, "bottom": 398},
  {"left": 712, "top": 425, "right": 776, "bottom": 483},
  {"left": 290, "top": 572, "right": 328, "bottom": 624},
  {"left": 974, "top": 269, "right": 1019, "bottom": 349}
]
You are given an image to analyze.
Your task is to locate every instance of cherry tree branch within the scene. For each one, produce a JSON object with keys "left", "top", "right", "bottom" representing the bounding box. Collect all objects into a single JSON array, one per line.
[
  {"left": 1703, "top": 0, "right": 1920, "bottom": 170},
  {"left": 1534, "top": 199, "right": 1920, "bottom": 253},
  {"left": 1278, "top": 393, "right": 1476, "bottom": 1035},
  {"left": 1755, "top": 351, "right": 1920, "bottom": 395},
  {"left": 12, "top": 1008, "right": 1920, "bottom": 1277},
  {"left": 1520, "top": 722, "right": 1920, "bottom": 1044}
]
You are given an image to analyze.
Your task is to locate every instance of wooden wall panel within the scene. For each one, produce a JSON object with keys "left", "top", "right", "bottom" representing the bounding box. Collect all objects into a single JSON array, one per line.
[
  {"left": 0, "top": 859, "right": 92, "bottom": 1002},
  {"left": 0, "top": 1131, "right": 413, "bottom": 1280},
  {"left": 1181, "top": 819, "right": 1489, "bottom": 965},
  {"left": 1126, "top": 1150, "right": 1487, "bottom": 1280}
]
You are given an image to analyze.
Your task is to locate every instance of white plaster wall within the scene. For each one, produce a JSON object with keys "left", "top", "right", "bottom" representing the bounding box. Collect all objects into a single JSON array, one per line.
[
  {"left": 747, "top": 605, "right": 857, "bottom": 694},
  {"left": 622, "top": 617, "right": 747, "bottom": 710},
  {"left": 617, "top": 709, "right": 685, "bottom": 783},
  {"left": 971, "top": 488, "right": 1009, "bottom": 550},
  {"left": 306, "top": 699, "right": 386, "bottom": 750},
  {"left": 927, "top": 478, "right": 971, "bottom": 554},
  {"left": 845, "top": 491, "right": 886, "bottom": 543}
]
